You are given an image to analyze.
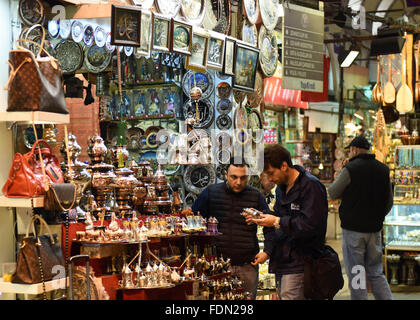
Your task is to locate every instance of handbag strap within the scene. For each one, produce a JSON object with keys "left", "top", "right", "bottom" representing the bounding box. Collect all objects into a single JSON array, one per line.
[
  {"left": 25, "top": 214, "right": 56, "bottom": 244},
  {"left": 22, "top": 24, "right": 46, "bottom": 59},
  {"left": 32, "top": 123, "right": 50, "bottom": 191}
]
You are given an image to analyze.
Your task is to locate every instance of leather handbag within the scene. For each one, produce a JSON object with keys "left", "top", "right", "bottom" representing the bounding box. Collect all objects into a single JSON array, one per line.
[
  {"left": 12, "top": 214, "right": 65, "bottom": 284},
  {"left": 2, "top": 139, "right": 64, "bottom": 198},
  {"left": 5, "top": 24, "right": 68, "bottom": 114}
]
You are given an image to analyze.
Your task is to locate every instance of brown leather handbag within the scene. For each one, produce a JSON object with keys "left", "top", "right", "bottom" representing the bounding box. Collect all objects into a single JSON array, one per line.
[
  {"left": 2, "top": 139, "right": 64, "bottom": 198},
  {"left": 12, "top": 214, "right": 65, "bottom": 284},
  {"left": 5, "top": 24, "right": 68, "bottom": 114}
]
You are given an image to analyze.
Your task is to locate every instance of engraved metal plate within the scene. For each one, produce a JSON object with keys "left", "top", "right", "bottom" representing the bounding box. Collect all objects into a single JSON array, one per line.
[
  {"left": 216, "top": 114, "right": 232, "bottom": 130},
  {"left": 18, "top": 0, "right": 45, "bottom": 26},
  {"left": 184, "top": 165, "right": 216, "bottom": 194},
  {"left": 182, "top": 70, "right": 214, "bottom": 100},
  {"left": 216, "top": 99, "right": 232, "bottom": 114},
  {"left": 183, "top": 99, "right": 214, "bottom": 129},
  {"left": 84, "top": 44, "right": 112, "bottom": 73},
  {"left": 258, "top": 25, "right": 278, "bottom": 77},
  {"left": 54, "top": 40, "right": 84, "bottom": 75}
]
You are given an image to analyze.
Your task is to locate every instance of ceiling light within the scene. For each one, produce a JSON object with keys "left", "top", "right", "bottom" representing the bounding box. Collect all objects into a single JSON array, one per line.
[
  {"left": 278, "top": 4, "right": 284, "bottom": 17},
  {"left": 339, "top": 49, "right": 360, "bottom": 68},
  {"left": 354, "top": 109, "right": 364, "bottom": 120}
]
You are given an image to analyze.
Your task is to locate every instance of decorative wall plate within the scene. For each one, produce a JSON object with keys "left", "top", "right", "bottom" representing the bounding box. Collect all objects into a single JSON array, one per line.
[
  {"left": 216, "top": 82, "right": 232, "bottom": 99},
  {"left": 202, "top": 0, "right": 230, "bottom": 35},
  {"left": 54, "top": 40, "right": 84, "bottom": 75},
  {"left": 105, "top": 32, "right": 115, "bottom": 52},
  {"left": 71, "top": 20, "right": 84, "bottom": 43},
  {"left": 19, "top": 0, "right": 45, "bottom": 26},
  {"left": 84, "top": 45, "right": 112, "bottom": 73},
  {"left": 216, "top": 164, "right": 228, "bottom": 181},
  {"left": 48, "top": 19, "right": 59, "bottom": 38},
  {"left": 259, "top": 0, "right": 279, "bottom": 31},
  {"left": 234, "top": 105, "right": 248, "bottom": 129},
  {"left": 258, "top": 25, "right": 278, "bottom": 77},
  {"left": 243, "top": 0, "right": 259, "bottom": 25},
  {"left": 248, "top": 109, "right": 263, "bottom": 143},
  {"left": 242, "top": 20, "right": 258, "bottom": 47},
  {"left": 146, "top": 131, "right": 159, "bottom": 149},
  {"left": 59, "top": 20, "right": 72, "bottom": 39},
  {"left": 216, "top": 99, "right": 232, "bottom": 114},
  {"left": 184, "top": 164, "right": 216, "bottom": 194},
  {"left": 95, "top": 26, "right": 106, "bottom": 47},
  {"left": 235, "top": 128, "right": 250, "bottom": 145},
  {"left": 183, "top": 99, "right": 214, "bottom": 129},
  {"left": 139, "top": 151, "right": 157, "bottom": 162},
  {"left": 216, "top": 114, "right": 232, "bottom": 130},
  {"left": 181, "top": 0, "right": 206, "bottom": 26},
  {"left": 247, "top": 71, "right": 263, "bottom": 108},
  {"left": 217, "top": 149, "right": 231, "bottom": 164},
  {"left": 216, "top": 132, "right": 232, "bottom": 150},
  {"left": 182, "top": 70, "right": 214, "bottom": 100},
  {"left": 155, "top": 0, "right": 181, "bottom": 18},
  {"left": 131, "top": 0, "right": 154, "bottom": 7},
  {"left": 83, "top": 25, "right": 95, "bottom": 47}
]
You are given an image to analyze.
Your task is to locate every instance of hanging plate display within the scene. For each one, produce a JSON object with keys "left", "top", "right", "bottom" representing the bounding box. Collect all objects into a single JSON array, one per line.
[
  {"left": 94, "top": 26, "right": 106, "bottom": 47},
  {"left": 182, "top": 70, "right": 214, "bottom": 100},
  {"left": 155, "top": 0, "right": 181, "bottom": 18},
  {"left": 258, "top": 25, "right": 278, "bottom": 77},
  {"left": 243, "top": 0, "right": 259, "bottom": 25},
  {"left": 248, "top": 109, "right": 263, "bottom": 143},
  {"left": 181, "top": 0, "right": 206, "bottom": 26},
  {"left": 184, "top": 164, "right": 216, "bottom": 194},
  {"left": 234, "top": 105, "right": 248, "bottom": 129},
  {"left": 216, "top": 131, "right": 232, "bottom": 150},
  {"left": 216, "top": 164, "right": 228, "bottom": 181},
  {"left": 18, "top": 0, "right": 45, "bottom": 26},
  {"left": 54, "top": 40, "right": 84, "bottom": 75},
  {"left": 48, "top": 19, "right": 59, "bottom": 38},
  {"left": 217, "top": 149, "right": 231, "bottom": 164},
  {"left": 83, "top": 24, "right": 95, "bottom": 47},
  {"left": 259, "top": 0, "right": 279, "bottom": 31},
  {"left": 216, "top": 99, "right": 232, "bottom": 114},
  {"left": 131, "top": 0, "right": 154, "bottom": 7},
  {"left": 84, "top": 45, "right": 112, "bottom": 73},
  {"left": 216, "top": 114, "right": 232, "bottom": 130},
  {"left": 105, "top": 32, "right": 115, "bottom": 52},
  {"left": 216, "top": 82, "right": 232, "bottom": 99},
  {"left": 59, "top": 20, "right": 72, "bottom": 39},
  {"left": 247, "top": 71, "right": 263, "bottom": 108},
  {"left": 242, "top": 20, "right": 258, "bottom": 47},
  {"left": 71, "top": 20, "right": 84, "bottom": 43},
  {"left": 183, "top": 99, "right": 214, "bottom": 129}
]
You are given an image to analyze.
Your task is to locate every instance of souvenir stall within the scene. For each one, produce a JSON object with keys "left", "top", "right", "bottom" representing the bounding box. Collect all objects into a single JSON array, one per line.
[{"left": 0, "top": 0, "right": 284, "bottom": 300}]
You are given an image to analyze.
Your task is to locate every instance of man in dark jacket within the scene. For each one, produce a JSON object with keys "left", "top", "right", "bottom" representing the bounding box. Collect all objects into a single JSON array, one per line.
[
  {"left": 192, "top": 157, "right": 269, "bottom": 300},
  {"left": 328, "top": 136, "right": 393, "bottom": 300},
  {"left": 245, "top": 145, "right": 328, "bottom": 300}
]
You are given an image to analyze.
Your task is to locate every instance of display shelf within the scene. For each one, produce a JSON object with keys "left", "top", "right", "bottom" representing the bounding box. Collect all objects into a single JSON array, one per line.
[
  {"left": 386, "top": 243, "right": 420, "bottom": 251},
  {"left": 0, "top": 111, "right": 70, "bottom": 124},
  {"left": 0, "top": 195, "right": 44, "bottom": 208},
  {"left": 0, "top": 277, "right": 68, "bottom": 294},
  {"left": 390, "top": 284, "right": 420, "bottom": 292},
  {"left": 384, "top": 220, "right": 420, "bottom": 227}
]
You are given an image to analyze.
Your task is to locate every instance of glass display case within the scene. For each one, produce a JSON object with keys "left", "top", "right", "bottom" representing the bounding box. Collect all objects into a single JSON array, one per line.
[{"left": 384, "top": 204, "right": 420, "bottom": 249}]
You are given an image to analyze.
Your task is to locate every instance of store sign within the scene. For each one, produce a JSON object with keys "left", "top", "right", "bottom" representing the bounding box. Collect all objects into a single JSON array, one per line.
[
  {"left": 263, "top": 77, "right": 308, "bottom": 109},
  {"left": 282, "top": 3, "right": 324, "bottom": 92}
]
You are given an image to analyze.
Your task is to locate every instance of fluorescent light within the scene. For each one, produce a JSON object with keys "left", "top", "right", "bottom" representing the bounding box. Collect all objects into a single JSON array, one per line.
[
  {"left": 278, "top": 4, "right": 284, "bottom": 17},
  {"left": 354, "top": 110, "right": 364, "bottom": 120},
  {"left": 340, "top": 50, "right": 360, "bottom": 67}
]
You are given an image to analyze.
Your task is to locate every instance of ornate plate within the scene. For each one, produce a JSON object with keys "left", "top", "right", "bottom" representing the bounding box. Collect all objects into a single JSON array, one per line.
[
  {"left": 184, "top": 165, "right": 216, "bottom": 194},
  {"left": 182, "top": 70, "right": 214, "bottom": 100},
  {"left": 155, "top": 0, "right": 181, "bottom": 18},
  {"left": 83, "top": 24, "right": 94, "bottom": 47},
  {"left": 242, "top": 20, "right": 258, "bottom": 47},
  {"left": 183, "top": 99, "right": 214, "bottom": 129},
  {"left": 146, "top": 131, "right": 159, "bottom": 149},
  {"left": 59, "top": 20, "right": 72, "bottom": 39},
  {"left": 18, "top": 0, "right": 45, "bottom": 26},
  {"left": 243, "top": 0, "right": 259, "bottom": 25},
  {"left": 248, "top": 109, "right": 263, "bottom": 143},
  {"left": 247, "top": 71, "right": 263, "bottom": 108},
  {"left": 202, "top": 0, "right": 230, "bottom": 34},
  {"left": 217, "top": 149, "right": 231, "bottom": 164},
  {"left": 216, "top": 114, "right": 232, "bottom": 130},
  {"left": 216, "top": 82, "right": 232, "bottom": 99},
  {"left": 54, "top": 40, "right": 84, "bottom": 74},
  {"left": 48, "top": 19, "right": 59, "bottom": 38},
  {"left": 234, "top": 105, "right": 248, "bottom": 129},
  {"left": 216, "top": 131, "right": 232, "bottom": 150},
  {"left": 181, "top": 0, "right": 206, "bottom": 26},
  {"left": 84, "top": 45, "right": 112, "bottom": 73},
  {"left": 216, "top": 164, "right": 228, "bottom": 181},
  {"left": 131, "top": 0, "right": 154, "bottom": 7},
  {"left": 71, "top": 20, "right": 84, "bottom": 43},
  {"left": 258, "top": 25, "right": 278, "bottom": 77},
  {"left": 235, "top": 128, "right": 251, "bottom": 145},
  {"left": 260, "top": 0, "right": 279, "bottom": 31},
  {"left": 105, "top": 32, "right": 115, "bottom": 52},
  {"left": 216, "top": 99, "right": 232, "bottom": 114},
  {"left": 95, "top": 26, "right": 106, "bottom": 47},
  {"left": 124, "top": 46, "right": 134, "bottom": 57}
]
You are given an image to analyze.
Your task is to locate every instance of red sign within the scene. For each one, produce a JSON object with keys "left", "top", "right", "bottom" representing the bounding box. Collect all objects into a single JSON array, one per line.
[{"left": 264, "top": 77, "right": 308, "bottom": 109}]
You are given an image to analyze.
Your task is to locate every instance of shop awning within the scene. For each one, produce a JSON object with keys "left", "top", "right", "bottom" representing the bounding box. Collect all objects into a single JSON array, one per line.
[{"left": 263, "top": 77, "right": 308, "bottom": 109}]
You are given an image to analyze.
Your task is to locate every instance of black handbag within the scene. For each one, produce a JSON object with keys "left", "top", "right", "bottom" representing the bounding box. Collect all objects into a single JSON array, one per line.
[
  {"left": 303, "top": 245, "right": 344, "bottom": 300},
  {"left": 44, "top": 182, "right": 77, "bottom": 211}
]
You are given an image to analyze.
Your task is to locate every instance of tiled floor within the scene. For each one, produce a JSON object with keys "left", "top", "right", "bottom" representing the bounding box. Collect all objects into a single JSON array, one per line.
[{"left": 327, "top": 239, "right": 420, "bottom": 300}]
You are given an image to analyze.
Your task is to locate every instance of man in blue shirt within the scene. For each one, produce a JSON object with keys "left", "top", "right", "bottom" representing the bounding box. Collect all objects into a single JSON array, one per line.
[
  {"left": 245, "top": 145, "right": 328, "bottom": 300},
  {"left": 192, "top": 157, "right": 269, "bottom": 299}
]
